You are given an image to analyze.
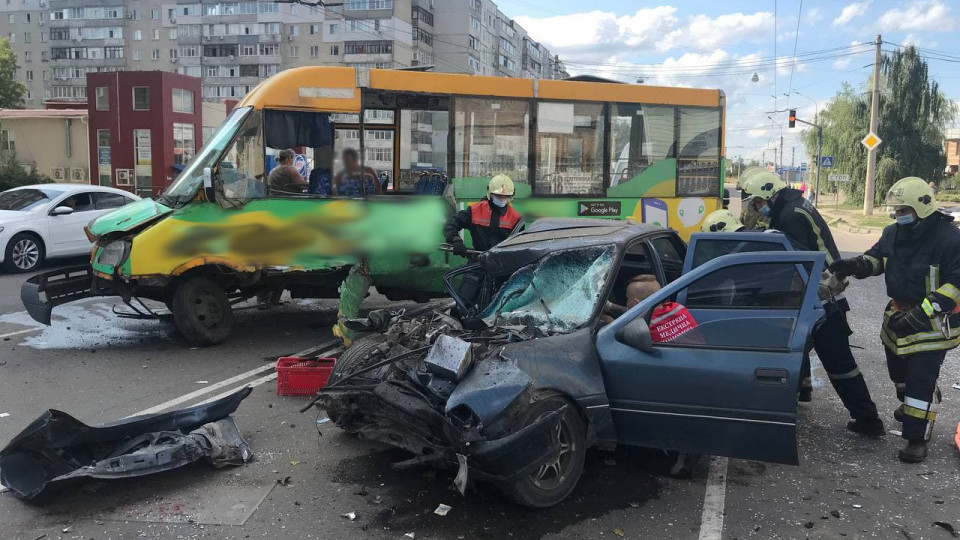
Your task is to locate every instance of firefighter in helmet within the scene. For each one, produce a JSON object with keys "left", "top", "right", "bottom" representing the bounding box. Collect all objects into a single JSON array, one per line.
[
  {"left": 743, "top": 171, "right": 883, "bottom": 433},
  {"left": 700, "top": 209, "right": 745, "bottom": 232},
  {"left": 444, "top": 174, "right": 522, "bottom": 256},
  {"left": 831, "top": 177, "right": 960, "bottom": 462}
]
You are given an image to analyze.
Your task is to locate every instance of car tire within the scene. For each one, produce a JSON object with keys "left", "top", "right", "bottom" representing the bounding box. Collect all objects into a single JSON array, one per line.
[
  {"left": 3, "top": 233, "right": 44, "bottom": 273},
  {"left": 501, "top": 395, "right": 587, "bottom": 508},
  {"left": 171, "top": 276, "right": 235, "bottom": 347},
  {"left": 326, "top": 334, "right": 389, "bottom": 428}
]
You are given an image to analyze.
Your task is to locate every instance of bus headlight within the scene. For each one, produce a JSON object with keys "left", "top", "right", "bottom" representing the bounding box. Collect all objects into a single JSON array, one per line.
[{"left": 96, "top": 240, "right": 130, "bottom": 268}]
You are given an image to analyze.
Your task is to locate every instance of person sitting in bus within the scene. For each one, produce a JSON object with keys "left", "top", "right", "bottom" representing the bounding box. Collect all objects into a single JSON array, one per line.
[
  {"left": 332, "top": 148, "right": 382, "bottom": 197},
  {"left": 267, "top": 149, "right": 308, "bottom": 193}
]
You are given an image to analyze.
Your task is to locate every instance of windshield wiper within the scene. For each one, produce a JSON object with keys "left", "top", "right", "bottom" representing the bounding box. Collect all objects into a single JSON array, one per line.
[{"left": 492, "top": 288, "right": 523, "bottom": 329}]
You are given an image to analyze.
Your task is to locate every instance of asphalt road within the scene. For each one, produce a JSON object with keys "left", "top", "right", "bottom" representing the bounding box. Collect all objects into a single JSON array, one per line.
[{"left": 1, "top": 234, "right": 960, "bottom": 540}]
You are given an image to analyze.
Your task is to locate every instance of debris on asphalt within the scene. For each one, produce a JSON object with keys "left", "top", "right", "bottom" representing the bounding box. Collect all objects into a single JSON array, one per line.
[
  {"left": 196, "top": 380, "right": 209, "bottom": 384},
  {"left": 30, "top": 534, "right": 46, "bottom": 540},
  {"left": 434, "top": 503, "right": 452, "bottom": 516},
  {"left": 934, "top": 522, "right": 959, "bottom": 537},
  {"left": 952, "top": 383, "right": 960, "bottom": 390},
  {"left": 62, "top": 526, "right": 73, "bottom": 533},
  {"left": 804, "top": 521, "right": 815, "bottom": 529},
  {"left": 0, "top": 413, "right": 9, "bottom": 418},
  {"left": 0, "top": 388, "right": 253, "bottom": 500},
  {"left": 831, "top": 510, "right": 841, "bottom": 518},
  {"left": 341, "top": 511, "right": 357, "bottom": 521},
  {"left": 890, "top": 429, "right": 903, "bottom": 436},
  {"left": 628, "top": 502, "right": 640, "bottom": 508},
  {"left": 613, "top": 528, "right": 625, "bottom": 537},
  {"left": 277, "top": 476, "right": 292, "bottom": 486},
  {"left": 316, "top": 417, "right": 330, "bottom": 425},
  {"left": 852, "top": 504, "right": 863, "bottom": 509},
  {"left": 403, "top": 533, "right": 415, "bottom": 539},
  {"left": 454, "top": 454, "right": 468, "bottom": 496}
]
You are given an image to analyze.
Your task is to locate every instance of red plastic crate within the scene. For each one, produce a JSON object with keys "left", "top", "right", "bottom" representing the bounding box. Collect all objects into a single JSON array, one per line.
[{"left": 276, "top": 357, "right": 337, "bottom": 396}]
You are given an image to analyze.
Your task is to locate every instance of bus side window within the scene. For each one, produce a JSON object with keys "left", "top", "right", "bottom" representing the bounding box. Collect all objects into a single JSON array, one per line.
[
  {"left": 453, "top": 97, "right": 530, "bottom": 186},
  {"left": 398, "top": 109, "right": 449, "bottom": 194},
  {"left": 609, "top": 104, "right": 676, "bottom": 190},
  {"left": 535, "top": 102, "right": 605, "bottom": 195},
  {"left": 677, "top": 107, "right": 722, "bottom": 197}
]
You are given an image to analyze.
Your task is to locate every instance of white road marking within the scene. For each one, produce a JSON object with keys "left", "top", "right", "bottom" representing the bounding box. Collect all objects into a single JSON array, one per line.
[
  {"left": 0, "top": 327, "right": 42, "bottom": 340},
  {"left": 196, "top": 372, "right": 278, "bottom": 406},
  {"left": 128, "top": 363, "right": 275, "bottom": 418},
  {"left": 698, "top": 456, "right": 729, "bottom": 540},
  {"left": 129, "top": 342, "right": 342, "bottom": 417}
]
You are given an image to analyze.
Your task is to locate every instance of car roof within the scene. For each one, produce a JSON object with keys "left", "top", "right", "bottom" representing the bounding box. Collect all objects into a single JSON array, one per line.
[
  {"left": 483, "top": 218, "right": 666, "bottom": 275},
  {"left": 4, "top": 184, "right": 139, "bottom": 198}
]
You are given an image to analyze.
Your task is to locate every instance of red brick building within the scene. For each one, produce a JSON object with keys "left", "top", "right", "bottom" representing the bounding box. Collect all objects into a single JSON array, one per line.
[{"left": 86, "top": 71, "right": 202, "bottom": 197}]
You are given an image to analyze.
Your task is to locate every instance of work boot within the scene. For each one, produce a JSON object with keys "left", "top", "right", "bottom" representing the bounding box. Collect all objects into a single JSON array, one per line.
[
  {"left": 798, "top": 388, "right": 813, "bottom": 403},
  {"left": 898, "top": 441, "right": 928, "bottom": 463},
  {"left": 893, "top": 405, "right": 904, "bottom": 423},
  {"left": 846, "top": 416, "right": 885, "bottom": 437}
]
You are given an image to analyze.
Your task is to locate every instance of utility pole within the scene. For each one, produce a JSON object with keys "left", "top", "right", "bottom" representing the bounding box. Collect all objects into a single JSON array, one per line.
[
  {"left": 864, "top": 34, "right": 882, "bottom": 215},
  {"left": 779, "top": 135, "right": 784, "bottom": 176},
  {"left": 791, "top": 147, "right": 795, "bottom": 167}
]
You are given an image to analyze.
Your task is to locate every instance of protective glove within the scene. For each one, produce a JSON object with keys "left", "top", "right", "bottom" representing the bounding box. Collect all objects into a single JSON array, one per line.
[
  {"left": 829, "top": 257, "right": 871, "bottom": 279},
  {"left": 889, "top": 306, "right": 934, "bottom": 337},
  {"left": 451, "top": 241, "right": 469, "bottom": 257}
]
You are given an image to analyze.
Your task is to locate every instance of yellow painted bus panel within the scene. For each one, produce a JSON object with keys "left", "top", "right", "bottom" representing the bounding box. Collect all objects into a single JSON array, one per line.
[{"left": 538, "top": 79, "right": 721, "bottom": 107}]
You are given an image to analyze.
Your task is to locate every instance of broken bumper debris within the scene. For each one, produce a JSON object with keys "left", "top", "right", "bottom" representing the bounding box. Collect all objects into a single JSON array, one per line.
[{"left": 0, "top": 387, "right": 253, "bottom": 500}]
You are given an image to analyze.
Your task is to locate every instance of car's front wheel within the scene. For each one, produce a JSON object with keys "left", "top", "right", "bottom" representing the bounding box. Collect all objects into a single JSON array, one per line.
[
  {"left": 171, "top": 276, "right": 235, "bottom": 346},
  {"left": 3, "top": 233, "right": 44, "bottom": 273},
  {"left": 501, "top": 395, "right": 587, "bottom": 508}
]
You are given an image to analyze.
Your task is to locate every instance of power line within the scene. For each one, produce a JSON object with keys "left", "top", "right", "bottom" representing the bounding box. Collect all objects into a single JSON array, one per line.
[{"left": 785, "top": 0, "right": 803, "bottom": 106}]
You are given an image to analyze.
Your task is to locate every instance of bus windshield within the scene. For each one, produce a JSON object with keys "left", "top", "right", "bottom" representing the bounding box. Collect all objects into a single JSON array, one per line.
[{"left": 160, "top": 106, "right": 252, "bottom": 206}]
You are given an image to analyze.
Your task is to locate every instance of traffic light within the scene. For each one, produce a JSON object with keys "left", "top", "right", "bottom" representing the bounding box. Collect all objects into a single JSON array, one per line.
[{"left": 788, "top": 109, "right": 796, "bottom": 128}]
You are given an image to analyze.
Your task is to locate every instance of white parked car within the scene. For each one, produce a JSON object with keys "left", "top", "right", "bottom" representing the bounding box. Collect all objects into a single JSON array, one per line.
[{"left": 0, "top": 184, "right": 140, "bottom": 273}]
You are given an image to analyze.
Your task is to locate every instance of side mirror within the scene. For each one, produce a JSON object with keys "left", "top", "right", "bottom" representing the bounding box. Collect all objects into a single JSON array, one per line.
[
  {"left": 50, "top": 206, "right": 74, "bottom": 216},
  {"left": 616, "top": 316, "right": 653, "bottom": 352}
]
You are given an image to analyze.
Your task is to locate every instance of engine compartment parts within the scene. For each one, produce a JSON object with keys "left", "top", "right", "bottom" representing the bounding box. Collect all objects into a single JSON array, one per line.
[{"left": 0, "top": 387, "right": 252, "bottom": 500}]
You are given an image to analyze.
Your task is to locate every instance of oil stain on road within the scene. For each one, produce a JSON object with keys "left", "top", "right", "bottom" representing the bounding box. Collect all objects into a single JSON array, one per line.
[{"left": 331, "top": 446, "right": 680, "bottom": 539}]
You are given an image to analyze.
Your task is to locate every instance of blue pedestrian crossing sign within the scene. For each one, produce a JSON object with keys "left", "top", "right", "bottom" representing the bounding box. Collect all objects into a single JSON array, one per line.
[{"left": 820, "top": 155, "right": 835, "bottom": 168}]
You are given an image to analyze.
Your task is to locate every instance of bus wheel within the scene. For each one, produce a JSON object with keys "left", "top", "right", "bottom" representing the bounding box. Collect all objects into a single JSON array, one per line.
[{"left": 171, "top": 276, "right": 235, "bottom": 346}]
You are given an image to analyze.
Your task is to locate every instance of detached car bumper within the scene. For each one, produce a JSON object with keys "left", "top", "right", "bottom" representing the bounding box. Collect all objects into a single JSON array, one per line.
[{"left": 21, "top": 265, "right": 99, "bottom": 325}]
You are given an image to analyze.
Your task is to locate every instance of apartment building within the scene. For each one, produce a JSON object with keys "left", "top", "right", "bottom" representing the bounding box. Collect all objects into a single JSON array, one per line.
[
  {"left": 0, "top": 0, "right": 563, "bottom": 109},
  {"left": 433, "top": 0, "right": 567, "bottom": 80}
]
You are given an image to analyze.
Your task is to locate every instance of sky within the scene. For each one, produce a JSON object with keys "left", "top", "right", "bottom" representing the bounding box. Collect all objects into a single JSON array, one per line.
[{"left": 496, "top": 0, "right": 960, "bottom": 166}]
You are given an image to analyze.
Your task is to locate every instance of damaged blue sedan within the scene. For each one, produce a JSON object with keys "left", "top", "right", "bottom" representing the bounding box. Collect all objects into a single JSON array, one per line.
[{"left": 315, "top": 218, "right": 825, "bottom": 507}]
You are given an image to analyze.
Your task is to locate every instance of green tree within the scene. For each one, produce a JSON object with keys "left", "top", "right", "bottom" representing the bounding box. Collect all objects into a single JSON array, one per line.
[
  {"left": 803, "top": 46, "right": 957, "bottom": 205},
  {"left": 0, "top": 37, "right": 25, "bottom": 108}
]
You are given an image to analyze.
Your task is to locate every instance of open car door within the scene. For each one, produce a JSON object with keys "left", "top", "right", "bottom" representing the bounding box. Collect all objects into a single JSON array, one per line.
[{"left": 596, "top": 251, "right": 825, "bottom": 465}]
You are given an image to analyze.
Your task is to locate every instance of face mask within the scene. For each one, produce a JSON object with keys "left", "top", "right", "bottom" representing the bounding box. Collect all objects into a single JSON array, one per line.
[
  {"left": 491, "top": 196, "right": 509, "bottom": 208},
  {"left": 896, "top": 214, "right": 916, "bottom": 226},
  {"left": 759, "top": 205, "right": 771, "bottom": 217}
]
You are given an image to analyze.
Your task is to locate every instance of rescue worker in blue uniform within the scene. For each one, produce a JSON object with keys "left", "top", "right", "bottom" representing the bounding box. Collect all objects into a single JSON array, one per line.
[
  {"left": 831, "top": 177, "right": 960, "bottom": 462},
  {"left": 743, "top": 172, "right": 884, "bottom": 435}
]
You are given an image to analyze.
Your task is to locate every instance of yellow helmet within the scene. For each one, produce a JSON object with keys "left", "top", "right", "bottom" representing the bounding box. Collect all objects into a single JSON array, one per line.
[
  {"left": 885, "top": 176, "right": 937, "bottom": 219},
  {"left": 701, "top": 209, "right": 744, "bottom": 232},
  {"left": 742, "top": 171, "right": 787, "bottom": 201},
  {"left": 488, "top": 174, "right": 515, "bottom": 197},
  {"left": 737, "top": 166, "right": 764, "bottom": 189}
]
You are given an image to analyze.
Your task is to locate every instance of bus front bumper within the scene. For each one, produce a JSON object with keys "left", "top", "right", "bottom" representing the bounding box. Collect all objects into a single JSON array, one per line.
[{"left": 21, "top": 265, "right": 103, "bottom": 325}]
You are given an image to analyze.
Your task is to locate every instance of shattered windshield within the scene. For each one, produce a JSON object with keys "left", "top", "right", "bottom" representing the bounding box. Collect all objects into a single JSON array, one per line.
[{"left": 480, "top": 246, "right": 614, "bottom": 332}]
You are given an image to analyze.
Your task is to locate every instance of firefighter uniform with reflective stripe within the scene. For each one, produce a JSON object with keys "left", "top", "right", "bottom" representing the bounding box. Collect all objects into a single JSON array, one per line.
[
  {"left": 768, "top": 187, "right": 882, "bottom": 426},
  {"left": 842, "top": 211, "right": 960, "bottom": 442},
  {"left": 443, "top": 198, "right": 522, "bottom": 252}
]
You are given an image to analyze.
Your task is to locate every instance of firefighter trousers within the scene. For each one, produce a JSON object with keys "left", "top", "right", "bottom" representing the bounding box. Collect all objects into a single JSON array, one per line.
[
  {"left": 885, "top": 347, "right": 945, "bottom": 442},
  {"left": 813, "top": 310, "right": 879, "bottom": 421}
]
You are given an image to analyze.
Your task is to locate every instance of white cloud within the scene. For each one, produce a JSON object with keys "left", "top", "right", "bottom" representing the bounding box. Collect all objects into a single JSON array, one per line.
[
  {"left": 833, "top": 41, "right": 863, "bottom": 69},
  {"left": 515, "top": 8, "right": 773, "bottom": 64},
  {"left": 804, "top": 7, "right": 823, "bottom": 26},
  {"left": 878, "top": 1, "right": 954, "bottom": 32},
  {"left": 832, "top": 2, "right": 871, "bottom": 27}
]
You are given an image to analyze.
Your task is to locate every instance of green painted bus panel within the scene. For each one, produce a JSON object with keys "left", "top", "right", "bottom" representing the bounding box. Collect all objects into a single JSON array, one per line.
[{"left": 605, "top": 158, "right": 677, "bottom": 198}]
